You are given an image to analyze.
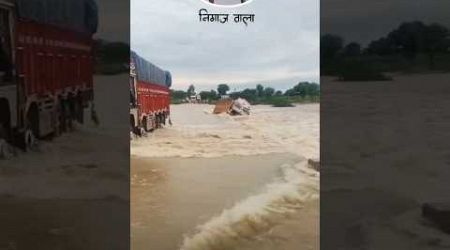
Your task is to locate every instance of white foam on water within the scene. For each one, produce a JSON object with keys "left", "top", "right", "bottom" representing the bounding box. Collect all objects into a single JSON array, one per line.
[
  {"left": 180, "top": 160, "right": 319, "bottom": 250},
  {"left": 131, "top": 104, "right": 319, "bottom": 159},
  {"left": 131, "top": 103, "right": 319, "bottom": 249}
]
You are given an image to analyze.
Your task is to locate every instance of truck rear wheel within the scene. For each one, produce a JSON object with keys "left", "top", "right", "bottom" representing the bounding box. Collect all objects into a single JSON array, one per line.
[
  {"left": 130, "top": 114, "right": 136, "bottom": 132},
  {"left": 151, "top": 115, "right": 156, "bottom": 130},
  {"left": 0, "top": 123, "right": 7, "bottom": 141},
  {"left": 156, "top": 114, "right": 159, "bottom": 128},
  {"left": 75, "top": 95, "right": 84, "bottom": 124},
  {"left": 52, "top": 106, "right": 61, "bottom": 138},
  {"left": 21, "top": 105, "right": 39, "bottom": 151},
  {"left": 0, "top": 124, "right": 11, "bottom": 156},
  {"left": 130, "top": 114, "right": 140, "bottom": 136},
  {"left": 61, "top": 99, "right": 73, "bottom": 132},
  {"left": 23, "top": 128, "right": 36, "bottom": 151},
  {"left": 59, "top": 99, "right": 67, "bottom": 132},
  {"left": 64, "top": 97, "right": 75, "bottom": 131},
  {"left": 142, "top": 116, "right": 149, "bottom": 132},
  {"left": 0, "top": 117, "right": 10, "bottom": 143},
  {"left": 0, "top": 100, "right": 11, "bottom": 142}
]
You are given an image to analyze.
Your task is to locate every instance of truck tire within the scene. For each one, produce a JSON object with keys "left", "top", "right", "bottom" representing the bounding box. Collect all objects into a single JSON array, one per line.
[
  {"left": 59, "top": 99, "right": 67, "bottom": 133},
  {"left": 21, "top": 106, "right": 39, "bottom": 151},
  {"left": 75, "top": 95, "right": 84, "bottom": 124},
  {"left": 139, "top": 127, "right": 147, "bottom": 137},
  {"left": 61, "top": 96, "right": 73, "bottom": 131},
  {"left": 28, "top": 105, "right": 39, "bottom": 138},
  {"left": 142, "top": 116, "right": 149, "bottom": 132},
  {"left": 64, "top": 99, "right": 73, "bottom": 131},
  {"left": 50, "top": 99, "right": 62, "bottom": 138},
  {"left": 54, "top": 109, "right": 61, "bottom": 138},
  {"left": 155, "top": 114, "right": 160, "bottom": 129},
  {"left": 0, "top": 100, "right": 11, "bottom": 142},
  {"left": 0, "top": 118, "right": 10, "bottom": 143},
  {"left": 130, "top": 114, "right": 136, "bottom": 132},
  {"left": 130, "top": 115, "right": 141, "bottom": 136},
  {"left": 23, "top": 128, "right": 36, "bottom": 151},
  {"left": 151, "top": 115, "right": 156, "bottom": 130},
  {"left": 0, "top": 123, "right": 9, "bottom": 143}
]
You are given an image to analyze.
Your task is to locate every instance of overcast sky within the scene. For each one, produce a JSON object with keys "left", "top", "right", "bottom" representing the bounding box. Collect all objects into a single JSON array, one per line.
[
  {"left": 131, "top": 0, "right": 319, "bottom": 91},
  {"left": 322, "top": 0, "right": 450, "bottom": 46}
]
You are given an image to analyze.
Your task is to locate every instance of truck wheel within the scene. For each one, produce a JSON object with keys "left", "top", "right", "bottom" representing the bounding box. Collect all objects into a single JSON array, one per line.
[
  {"left": 0, "top": 124, "right": 12, "bottom": 158},
  {"left": 53, "top": 119, "right": 61, "bottom": 138},
  {"left": 142, "top": 116, "right": 149, "bottom": 132},
  {"left": 23, "top": 106, "right": 39, "bottom": 151},
  {"left": 65, "top": 99, "right": 73, "bottom": 131},
  {"left": 51, "top": 100, "right": 62, "bottom": 138},
  {"left": 151, "top": 115, "right": 156, "bottom": 130},
  {"left": 155, "top": 114, "right": 160, "bottom": 129},
  {"left": 139, "top": 127, "right": 147, "bottom": 137},
  {"left": 130, "top": 115, "right": 136, "bottom": 134},
  {"left": 75, "top": 95, "right": 84, "bottom": 124},
  {"left": 53, "top": 106, "right": 61, "bottom": 138},
  {"left": 23, "top": 128, "right": 36, "bottom": 151},
  {"left": 68, "top": 96, "right": 75, "bottom": 120},
  {"left": 0, "top": 121, "right": 10, "bottom": 142},
  {"left": 59, "top": 100, "right": 67, "bottom": 133},
  {"left": 0, "top": 101, "right": 11, "bottom": 143}
]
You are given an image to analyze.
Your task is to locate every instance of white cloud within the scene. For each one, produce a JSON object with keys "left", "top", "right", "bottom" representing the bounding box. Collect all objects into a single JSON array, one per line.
[{"left": 131, "top": 0, "right": 319, "bottom": 91}]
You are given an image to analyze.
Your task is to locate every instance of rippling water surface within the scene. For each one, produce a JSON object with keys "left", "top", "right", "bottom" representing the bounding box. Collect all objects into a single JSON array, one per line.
[{"left": 131, "top": 104, "right": 319, "bottom": 250}]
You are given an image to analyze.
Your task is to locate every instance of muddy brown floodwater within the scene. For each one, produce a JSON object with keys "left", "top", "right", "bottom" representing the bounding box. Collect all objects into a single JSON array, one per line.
[
  {"left": 131, "top": 104, "right": 320, "bottom": 250},
  {"left": 321, "top": 73, "right": 450, "bottom": 249},
  {"left": 0, "top": 74, "right": 130, "bottom": 250}
]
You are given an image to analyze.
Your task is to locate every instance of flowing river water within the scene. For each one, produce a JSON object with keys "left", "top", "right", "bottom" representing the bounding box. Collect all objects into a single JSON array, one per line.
[{"left": 131, "top": 103, "right": 319, "bottom": 250}]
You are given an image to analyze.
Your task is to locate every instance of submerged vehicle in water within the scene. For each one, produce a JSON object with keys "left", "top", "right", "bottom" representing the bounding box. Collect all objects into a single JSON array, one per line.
[{"left": 213, "top": 98, "right": 251, "bottom": 116}]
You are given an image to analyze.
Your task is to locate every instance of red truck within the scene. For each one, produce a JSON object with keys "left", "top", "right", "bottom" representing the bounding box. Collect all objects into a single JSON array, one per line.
[
  {"left": 130, "top": 51, "right": 171, "bottom": 136},
  {"left": 0, "top": 0, "right": 98, "bottom": 149}
]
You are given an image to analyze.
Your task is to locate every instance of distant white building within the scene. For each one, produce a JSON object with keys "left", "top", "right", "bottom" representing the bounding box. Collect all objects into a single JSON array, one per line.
[{"left": 189, "top": 94, "right": 201, "bottom": 103}]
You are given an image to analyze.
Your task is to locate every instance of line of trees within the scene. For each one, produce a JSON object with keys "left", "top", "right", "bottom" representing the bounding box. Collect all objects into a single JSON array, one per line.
[
  {"left": 171, "top": 82, "right": 320, "bottom": 106},
  {"left": 322, "top": 21, "right": 450, "bottom": 80}
]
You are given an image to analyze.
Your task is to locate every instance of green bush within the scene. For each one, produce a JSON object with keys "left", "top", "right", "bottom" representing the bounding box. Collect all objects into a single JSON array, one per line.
[
  {"left": 171, "top": 99, "right": 185, "bottom": 104},
  {"left": 288, "top": 95, "right": 320, "bottom": 103},
  {"left": 268, "top": 97, "right": 294, "bottom": 107}
]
